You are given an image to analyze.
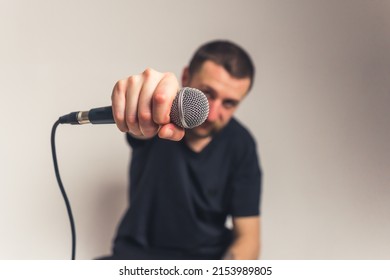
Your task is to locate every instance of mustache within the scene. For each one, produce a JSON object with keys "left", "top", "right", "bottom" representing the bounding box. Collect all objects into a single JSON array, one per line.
[{"left": 186, "top": 121, "right": 222, "bottom": 138}]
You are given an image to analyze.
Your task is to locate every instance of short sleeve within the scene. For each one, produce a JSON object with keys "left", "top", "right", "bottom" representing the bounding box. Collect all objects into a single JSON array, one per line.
[{"left": 229, "top": 140, "right": 262, "bottom": 217}]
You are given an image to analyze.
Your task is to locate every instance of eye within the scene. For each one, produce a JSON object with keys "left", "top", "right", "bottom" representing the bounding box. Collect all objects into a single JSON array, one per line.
[
  {"left": 202, "top": 90, "right": 214, "bottom": 100},
  {"left": 223, "top": 100, "right": 239, "bottom": 109}
]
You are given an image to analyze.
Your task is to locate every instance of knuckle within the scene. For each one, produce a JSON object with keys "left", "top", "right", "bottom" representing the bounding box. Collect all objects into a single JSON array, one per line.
[
  {"left": 114, "top": 110, "right": 125, "bottom": 123},
  {"left": 164, "top": 72, "right": 179, "bottom": 85},
  {"left": 127, "top": 75, "right": 140, "bottom": 87},
  {"left": 142, "top": 67, "right": 156, "bottom": 78},
  {"left": 163, "top": 71, "right": 175, "bottom": 79},
  {"left": 138, "top": 111, "right": 153, "bottom": 123},
  {"left": 125, "top": 114, "right": 138, "bottom": 126},
  {"left": 153, "top": 90, "right": 168, "bottom": 105},
  {"left": 115, "top": 79, "right": 126, "bottom": 92},
  {"left": 112, "top": 80, "right": 124, "bottom": 100}
]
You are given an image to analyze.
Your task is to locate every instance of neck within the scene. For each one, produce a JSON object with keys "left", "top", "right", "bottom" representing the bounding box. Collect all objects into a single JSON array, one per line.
[{"left": 185, "top": 134, "right": 212, "bottom": 153}]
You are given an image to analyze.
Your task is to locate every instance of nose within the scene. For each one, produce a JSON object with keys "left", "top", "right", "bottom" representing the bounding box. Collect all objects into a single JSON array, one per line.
[{"left": 207, "top": 99, "right": 221, "bottom": 122}]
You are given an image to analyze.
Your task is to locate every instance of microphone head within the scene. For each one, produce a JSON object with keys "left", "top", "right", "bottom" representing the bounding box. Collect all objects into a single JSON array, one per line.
[{"left": 170, "top": 87, "right": 209, "bottom": 129}]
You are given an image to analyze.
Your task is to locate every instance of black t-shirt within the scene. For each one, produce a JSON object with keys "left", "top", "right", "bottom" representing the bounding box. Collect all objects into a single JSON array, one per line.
[{"left": 113, "top": 118, "right": 262, "bottom": 259}]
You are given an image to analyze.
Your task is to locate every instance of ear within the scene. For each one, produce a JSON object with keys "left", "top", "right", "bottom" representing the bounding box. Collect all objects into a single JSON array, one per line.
[{"left": 181, "top": 67, "right": 190, "bottom": 87}]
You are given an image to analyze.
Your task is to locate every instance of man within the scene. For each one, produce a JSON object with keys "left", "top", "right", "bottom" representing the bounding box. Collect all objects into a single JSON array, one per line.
[{"left": 106, "top": 40, "right": 262, "bottom": 260}]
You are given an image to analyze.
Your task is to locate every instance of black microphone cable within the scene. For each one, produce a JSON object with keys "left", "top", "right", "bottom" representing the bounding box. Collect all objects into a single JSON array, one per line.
[{"left": 51, "top": 119, "right": 76, "bottom": 260}]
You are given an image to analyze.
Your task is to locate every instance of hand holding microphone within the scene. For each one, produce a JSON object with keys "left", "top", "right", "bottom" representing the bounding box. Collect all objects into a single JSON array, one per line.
[
  {"left": 59, "top": 68, "right": 209, "bottom": 141},
  {"left": 112, "top": 69, "right": 185, "bottom": 140}
]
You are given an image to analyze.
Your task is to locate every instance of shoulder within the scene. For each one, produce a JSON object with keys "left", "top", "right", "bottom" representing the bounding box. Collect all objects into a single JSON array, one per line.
[{"left": 223, "top": 118, "right": 257, "bottom": 147}]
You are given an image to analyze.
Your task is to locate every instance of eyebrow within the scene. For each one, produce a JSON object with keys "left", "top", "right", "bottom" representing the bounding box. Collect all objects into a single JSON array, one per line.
[{"left": 200, "top": 85, "right": 241, "bottom": 103}]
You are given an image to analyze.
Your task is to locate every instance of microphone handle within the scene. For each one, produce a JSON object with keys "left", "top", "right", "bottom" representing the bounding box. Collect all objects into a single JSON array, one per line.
[
  {"left": 89, "top": 106, "right": 115, "bottom": 124},
  {"left": 58, "top": 106, "right": 114, "bottom": 125}
]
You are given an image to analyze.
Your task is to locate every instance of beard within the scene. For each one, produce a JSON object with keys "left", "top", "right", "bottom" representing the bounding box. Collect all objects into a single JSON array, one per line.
[{"left": 185, "top": 121, "right": 223, "bottom": 139}]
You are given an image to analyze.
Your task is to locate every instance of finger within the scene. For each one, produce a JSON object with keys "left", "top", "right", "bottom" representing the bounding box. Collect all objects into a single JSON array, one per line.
[
  {"left": 158, "top": 123, "right": 185, "bottom": 141},
  {"left": 137, "top": 68, "right": 164, "bottom": 137},
  {"left": 152, "top": 72, "right": 180, "bottom": 125},
  {"left": 111, "top": 79, "right": 128, "bottom": 132},
  {"left": 125, "top": 75, "right": 143, "bottom": 136}
]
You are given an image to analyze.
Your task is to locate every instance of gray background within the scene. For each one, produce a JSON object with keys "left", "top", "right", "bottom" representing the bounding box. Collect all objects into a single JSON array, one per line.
[{"left": 1, "top": 0, "right": 389, "bottom": 259}]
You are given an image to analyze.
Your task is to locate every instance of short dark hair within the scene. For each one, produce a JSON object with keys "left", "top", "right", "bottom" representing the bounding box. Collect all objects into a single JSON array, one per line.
[{"left": 188, "top": 40, "right": 255, "bottom": 91}]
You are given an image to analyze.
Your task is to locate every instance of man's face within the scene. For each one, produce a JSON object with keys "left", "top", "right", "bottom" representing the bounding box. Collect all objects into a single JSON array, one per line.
[{"left": 182, "top": 60, "right": 251, "bottom": 138}]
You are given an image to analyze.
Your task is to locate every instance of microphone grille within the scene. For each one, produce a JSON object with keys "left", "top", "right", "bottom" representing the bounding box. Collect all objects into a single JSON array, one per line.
[{"left": 170, "top": 87, "right": 209, "bottom": 129}]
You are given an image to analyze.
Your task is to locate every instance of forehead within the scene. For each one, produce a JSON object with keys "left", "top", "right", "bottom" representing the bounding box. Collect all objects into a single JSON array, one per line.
[{"left": 190, "top": 61, "right": 250, "bottom": 100}]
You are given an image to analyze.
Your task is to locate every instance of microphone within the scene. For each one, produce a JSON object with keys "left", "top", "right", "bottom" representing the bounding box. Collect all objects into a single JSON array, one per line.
[{"left": 58, "top": 87, "right": 209, "bottom": 129}]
